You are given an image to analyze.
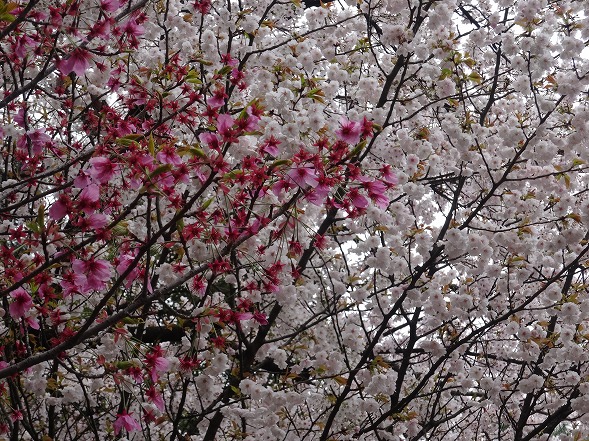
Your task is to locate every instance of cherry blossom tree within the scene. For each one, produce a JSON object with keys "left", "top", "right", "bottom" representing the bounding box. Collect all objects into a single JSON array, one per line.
[{"left": 1, "top": 0, "right": 589, "bottom": 439}]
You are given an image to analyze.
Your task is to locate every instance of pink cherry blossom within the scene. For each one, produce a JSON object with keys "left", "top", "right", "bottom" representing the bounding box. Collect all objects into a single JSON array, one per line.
[
  {"left": 361, "top": 178, "right": 389, "bottom": 208},
  {"left": 84, "top": 213, "right": 108, "bottom": 229},
  {"left": 122, "top": 16, "right": 145, "bottom": 37},
  {"left": 260, "top": 136, "right": 280, "bottom": 156},
  {"left": 74, "top": 172, "right": 92, "bottom": 189},
  {"left": 9, "top": 410, "right": 23, "bottom": 422},
  {"left": 89, "top": 157, "right": 117, "bottom": 184},
  {"left": 347, "top": 188, "right": 368, "bottom": 209},
  {"left": 72, "top": 258, "right": 113, "bottom": 293},
  {"left": 380, "top": 164, "right": 398, "bottom": 185},
  {"left": 9, "top": 288, "right": 32, "bottom": 320},
  {"left": 49, "top": 194, "right": 71, "bottom": 220},
  {"left": 146, "top": 385, "right": 165, "bottom": 412},
  {"left": 113, "top": 410, "right": 141, "bottom": 435},
  {"left": 100, "top": 0, "right": 120, "bottom": 12},
  {"left": 220, "top": 53, "right": 238, "bottom": 66},
  {"left": 193, "top": 0, "right": 211, "bottom": 14},
  {"left": 89, "top": 19, "right": 112, "bottom": 39},
  {"left": 17, "top": 130, "right": 53, "bottom": 156},
  {"left": 271, "top": 179, "right": 295, "bottom": 197},
  {"left": 253, "top": 311, "right": 268, "bottom": 325},
  {"left": 144, "top": 346, "right": 169, "bottom": 382},
  {"left": 25, "top": 316, "right": 39, "bottom": 330},
  {"left": 216, "top": 113, "right": 234, "bottom": 139},
  {"left": 335, "top": 117, "right": 362, "bottom": 145},
  {"left": 77, "top": 184, "right": 100, "bottom": 214},
  {"left": 58, "top": 48, "right": 92, "bottom": 76},
  {"left": 156, "top": 146, "right": 183, "bottom": 166},
  {"left": 29, "top": 130, "right": 53, "bottom": 155},
  {"left": 14, "top": 35, "right": 37, "bottom": 58},
  {"left": 14, "top": 108, "right": 26, "bottom": 128},
  {"left": 209, "top": 87, "right": 228, "bottom": 108},
  {"left": 199, "top": 132, "right": 221, "bottom": 150},
  {"left": 287, "top": 166, "right": 319, "bottom": 188}
]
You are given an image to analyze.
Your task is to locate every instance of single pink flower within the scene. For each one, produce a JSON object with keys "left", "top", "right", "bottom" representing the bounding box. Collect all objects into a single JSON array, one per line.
[
  {"left": 122, "top": 16, "right": 145, "bottom": 37},
  {"left": 360, "top": 116, "right": 374, "bottom": 138},
  {"left": 209, "top": 87, "right": 228, "bottom": 108},
  {"left": 25, "top": 316, "right": 39, "bottom": 330},
  {"left": 14, "top": 108, "right": 26, "bottom": 128},
  {"left": 9, "top": 288, "right": 32, "bottom": 319},
  {"left": 29, "top": 130, "right": 53, "bottom": 155},
  {"left": 271, "top": 179, "right": 295, "bottom": 198},
  {"left": 253, "top": 311, "right": 268, "bottom": 325},
  {"left": 156, "top": 146, "right": 182, "bottom": 166},
  {"left": 194, "top": 0, "right": 211, "bottom": 14},
  {"left": 17, "top": 130, "right": 53, "bottom": 156},
  {"left": 199, "top": 132, "right": 221, "bottom": 150},
  {"left": 80, "top": 184, "right": 100, "bottom": 202},
  {"left": 72, "top": 258, "right": 112, "bottom": 293},
  {"left": 74, "top": 171, "right": 92, "bottom": 189},
  {"left": 59, "top": 48, "right": 92, "bottom": 76},
  {"left": 260, "top": 136, "right": 280, "bottom": 157},
  {"left": 287, "top": 166, "right": 319, "bottom": 188},
  {"left": 10, "top": 410, "right": 23, "bottom": 422},
  {"left": 85, "top": 213, "right": 108, "bottom": 229},
  {"left": 335, "top": 117, "right": 362, "bottom": 145},
  {"left": 113, "top": 410, "right": 141, "bottom": 435},
  {"left": 361, "top": 178, "right": 389, "bottom": 208},
  {"left": 220, "top": 53, "right": 238, "bottom": 66},
  {"left": 144, "top": 346, "right": 169, "bottom": 382},
  {"left": 89, "top": 157, "right": 117, "bottom": 184},
  {"left": 306, "top": 181, "right": 331, "bottom": 206},
  {"left": 77, "top": 184, "right": 100, "bottom": 214},
  {"left": 146, "top": 385, "right": 165, "bottom": 412},
  {"left": 89, "top": 19, "right": 112, "bottom": 39},
  {"left": 100, "top": 0, "right": 120, "bottom": 12},
  {"left": 348, "top": 188, "right": 368, "bottom": 209},
  {"left": 14, "top": 35, "right": 37, "bottom": 58},
  {"left": 216, "top": 113, "right": 234, "bottom": 139},
  {"left": 126, "top": 366, "right": 144, "bottom": 383},
  {"left": 49, "top": 194, "right": 71, "bottom": 220},
  {"left": 89, "top": 213, "right": 108, "bottom": 229},
  {"left": 380, "top": 165, "right": 398, "bottom": 185},
  {"left": 60, "top": 272, "right": 80, "bottom": 297},
  {"left": 116, "top": 253, "right": 141, "bottom": 287}
]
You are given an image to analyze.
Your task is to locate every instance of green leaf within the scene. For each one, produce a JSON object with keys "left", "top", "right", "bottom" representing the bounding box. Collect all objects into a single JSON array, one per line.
[
  {"left": 464, "top": 58, "right": 476, "bottom": 68},
  {"left": 178, "top": 145, "right": 207, "bottom": 159},
  {"left": 37, "top": 204, "right": 46, "bottom": 230},
  {"left": 572, "top": 158, "right": 585, "bottom": 167},
  {"left": 26, "top": 221, "right": 40, "bottom": 234},
  {"left": 0, "top": 12, "right": 15, "bottom": 21},
  {"left": 148, "top": 164, "right": 173, "bottom": 179},
  {"left": 468, "top": 71, "right": 482, "bottom": 84},
  {"left": 199, "top": 197, "right": 214, "bottom": 210},
  {"left": 349, "top": 139, "right": 367, "bottom": 157},
  {"left": 230, "top": 385, "right": 241, "bottom": 396},
  {"left": 186, "top": 69, "right": 202, "bottom": 84},
  {"left": 115, "top": 135, "right": 142, "bottom": 147},
  {"left": 215, "top": 65, "right": 233, "bottom": 77},
  {"left": 305, "top": 88, "right": 325, "bottom": 103},
  {"left": 270, "top": 159, "right": 292, "bottom": 168},
  {"left": 115, "top": 361, "right": 134, "bottom": 370},
  {"left": 223, "top": 170, "right": 242, "bottom": 180},
  {"left": 148, "top": 134, "right": 155, "bottom": 156},
  {"left": 111, "top": 221, "right": 129, "bottom": 236},
  {"left": 439, "top": 68, "right": 453, "bottom": 80}
]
